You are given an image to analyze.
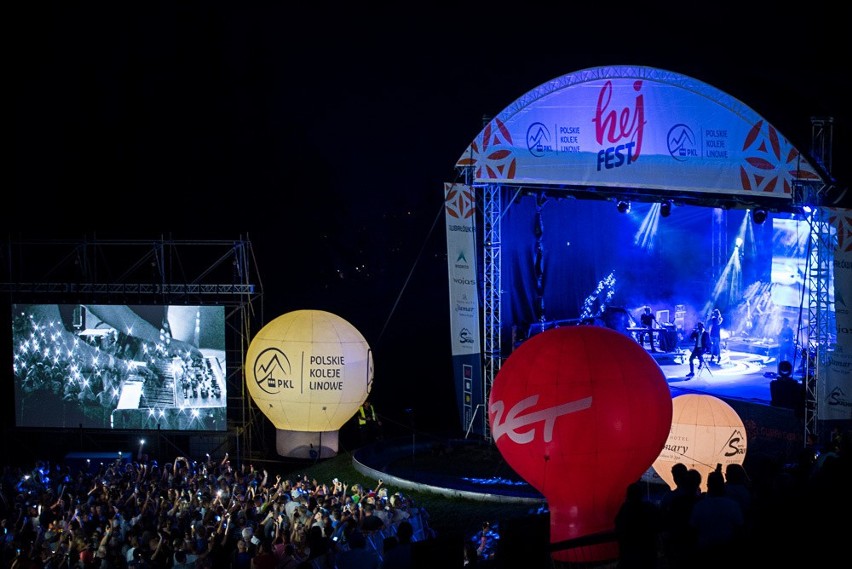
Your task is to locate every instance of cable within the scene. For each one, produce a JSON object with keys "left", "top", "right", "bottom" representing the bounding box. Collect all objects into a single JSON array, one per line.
[{"left": 377, "top": 197, "right": 447, "bottom": 347}]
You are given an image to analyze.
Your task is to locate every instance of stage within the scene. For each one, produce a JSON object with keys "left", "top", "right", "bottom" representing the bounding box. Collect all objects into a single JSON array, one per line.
[{"left": 647, "top": 342, "right": 799, "bottom": 406}]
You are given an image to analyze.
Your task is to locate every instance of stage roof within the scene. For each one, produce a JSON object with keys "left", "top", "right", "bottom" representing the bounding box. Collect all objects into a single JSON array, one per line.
[{"left": 456, "top": 65, "right": 841, "bottom": 212}]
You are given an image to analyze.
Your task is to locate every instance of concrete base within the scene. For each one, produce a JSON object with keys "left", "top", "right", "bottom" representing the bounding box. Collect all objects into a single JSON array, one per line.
[{"left": 276, "top": 430, "right": 339, "bottom": 459}]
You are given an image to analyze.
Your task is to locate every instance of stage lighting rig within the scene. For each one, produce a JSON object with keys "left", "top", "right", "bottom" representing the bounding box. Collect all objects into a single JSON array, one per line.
[
  {"left": 616, "top": 200, "right": 631, "bottom": 214},
  {"left": 660, "top": 200, "right": 672, "bottom": 217},
  {"left": 752, "top": 209, "right": 768, "bottom": 224}
]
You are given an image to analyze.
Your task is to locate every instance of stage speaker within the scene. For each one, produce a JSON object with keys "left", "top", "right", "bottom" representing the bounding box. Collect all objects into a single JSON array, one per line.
[
  {"left": 770, "top": 378, "right": 804, "bottom": 411},
  {"left": 674, "top": 304, "right": 686, "bottom": 330}
]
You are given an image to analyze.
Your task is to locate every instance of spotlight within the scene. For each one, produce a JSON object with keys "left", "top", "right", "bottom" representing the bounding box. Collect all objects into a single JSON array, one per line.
[
  {"left": 660, "top": 200, "right": 672, "bottom": 217},
  {"left": 616, "top": 200, "right": 631, "bottom": 214},
  {"left": 752, "top": 209, "right": 768, "bottom": 224}
]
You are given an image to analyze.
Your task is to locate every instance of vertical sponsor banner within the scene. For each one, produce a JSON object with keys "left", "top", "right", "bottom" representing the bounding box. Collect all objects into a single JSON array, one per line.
[
  {"left": 827, "top": 209, "right": 852, "bottom": 420},
  {"left": 445, "top": 183, "right": 483, "bottom": 430}
]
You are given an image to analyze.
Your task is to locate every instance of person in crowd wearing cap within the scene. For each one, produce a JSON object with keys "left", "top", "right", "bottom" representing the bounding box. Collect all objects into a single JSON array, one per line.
[{"left": 249, "top": 538, "right": 276, "bottom": 569}]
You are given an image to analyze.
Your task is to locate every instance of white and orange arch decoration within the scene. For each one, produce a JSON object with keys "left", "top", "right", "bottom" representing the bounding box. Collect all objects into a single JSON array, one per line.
[{"left": 455, "top": 65, "right": 823, "bottom": 198}]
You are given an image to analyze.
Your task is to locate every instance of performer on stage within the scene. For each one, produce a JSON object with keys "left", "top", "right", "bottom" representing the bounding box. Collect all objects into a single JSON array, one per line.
[
  {"left": 778, "top": 317, "right": 795, "bottom": 366},
  {"left": 686, "top": 322, "right": 711, "bottom": 378},
  {"left": 708, "top": 308, "right": 723, "bottom": 364},
  {"left": 639, "top": 306, "right": 658, "bottom": 352}
]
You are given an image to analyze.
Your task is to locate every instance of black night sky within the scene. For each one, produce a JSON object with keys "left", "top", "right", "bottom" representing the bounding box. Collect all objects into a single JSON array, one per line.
[{"left": 10, "top": 3, "right": 851, "bottom": 437}]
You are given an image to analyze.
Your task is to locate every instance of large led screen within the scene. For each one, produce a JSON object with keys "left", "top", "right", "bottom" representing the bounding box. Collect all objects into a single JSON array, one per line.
[{"left": 12, "top": 304, "right": 227, "bottom": 431}]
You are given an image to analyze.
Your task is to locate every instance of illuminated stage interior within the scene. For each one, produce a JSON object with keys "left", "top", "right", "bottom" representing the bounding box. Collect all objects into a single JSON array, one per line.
[
  {"left": 500, "top": 195, "right": 823, "bottom": 416},
  {"left": 648, "top": 343, "right": 796, "bottom": 405}
]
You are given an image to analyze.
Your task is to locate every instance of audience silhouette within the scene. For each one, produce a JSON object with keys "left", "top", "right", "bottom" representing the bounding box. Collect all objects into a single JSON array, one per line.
[
  {"left": 1, "top": 430, "right": 850, "bottom": 569},
  {"left": 614, "top": 480, "right": 662, "bottom": 569}
]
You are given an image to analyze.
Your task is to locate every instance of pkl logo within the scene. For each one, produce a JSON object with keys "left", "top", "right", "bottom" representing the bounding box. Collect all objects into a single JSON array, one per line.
[
  {"left": 667, "top": 124, "right": 697, "bottom": 161},
  {"left": 490, "top": 394, "right": 593, "bottom": 444},
  {"left": 527, "top": 122, "right": 551, "bottom": 157},
  {"left": 594, "top": 80, "right": 646, "bottom": 171},
  {"left": 252, "top": 348, "right": 294, "bottom": 395}
]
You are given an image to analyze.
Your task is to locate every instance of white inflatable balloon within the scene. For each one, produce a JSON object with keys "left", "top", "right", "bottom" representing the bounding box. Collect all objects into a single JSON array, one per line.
[
  {"left": 652, "top": 394, "right": 747, "bottom": 491},
  {"left": 245, "top": 310, "right": 373, "bottom": 458}
]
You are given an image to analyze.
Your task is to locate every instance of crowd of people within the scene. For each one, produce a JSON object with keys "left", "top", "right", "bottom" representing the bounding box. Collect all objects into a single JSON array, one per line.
[
  {"left": 614, "top": 426, "right": 852, "bottom": 568},
  {"left": 0, "top": 452, "right": 436, "bottom": 569},
  {"left": 3, "top": 415, "right": 849, "bottom": 569}
]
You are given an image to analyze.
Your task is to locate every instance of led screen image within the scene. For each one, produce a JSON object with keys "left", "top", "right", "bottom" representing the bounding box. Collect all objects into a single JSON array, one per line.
[{"left": 12, "top": 304, "right": 227, "bottom": 431}]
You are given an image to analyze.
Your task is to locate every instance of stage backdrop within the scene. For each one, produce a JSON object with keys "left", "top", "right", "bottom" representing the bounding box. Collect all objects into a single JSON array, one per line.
[{"left": 446, "top": 65, "right": 848, "bottom": 432}]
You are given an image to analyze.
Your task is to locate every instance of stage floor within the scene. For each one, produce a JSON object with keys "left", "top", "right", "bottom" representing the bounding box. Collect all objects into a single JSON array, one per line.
[{"left": 648, "top": 345, "right": 793, "bottom": 405}]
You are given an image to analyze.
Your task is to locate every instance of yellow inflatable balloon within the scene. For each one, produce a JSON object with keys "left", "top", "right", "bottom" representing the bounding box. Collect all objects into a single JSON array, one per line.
[
  {"left": 652, "top": 394, "right": 747, "bottom": 491},
  {"left": 245, "top": 310, "right": 373, "bottom": 458}
]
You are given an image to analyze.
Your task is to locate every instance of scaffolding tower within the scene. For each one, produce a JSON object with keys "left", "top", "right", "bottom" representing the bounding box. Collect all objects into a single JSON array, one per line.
[
  {"left": 805, "top": 207, "right": 834, "bottom": 441},
  {"left": 803, "top": 116, "right": 838, "bottom": 441},
  {"left": 481, "top": 184, "right": 502, "bottom": 442},
  {"left": 1, "top": 235, "right": 265, "bottom": 465}
]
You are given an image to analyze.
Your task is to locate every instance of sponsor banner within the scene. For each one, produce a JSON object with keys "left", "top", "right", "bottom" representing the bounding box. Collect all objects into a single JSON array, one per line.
[
  {"left": 827, "top": 209, "right": 852, "bottom": 419},
  {"left": 457, "top": 66, "right": 822, "bottom": 199},
  {"left": 444, "top": 183, "right": 481, "bottom": 356}
]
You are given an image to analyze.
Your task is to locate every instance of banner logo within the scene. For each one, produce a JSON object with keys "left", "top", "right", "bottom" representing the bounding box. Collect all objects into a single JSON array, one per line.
[
  {"left": 458, "top": 327, "right": 475, "bottom": 344},
  {"left": 827, "top": 386, "right": 850, "bottom": 408},
  {"left": 722, "top": 429, "right": 747, "bottom": 457},
  {"left": 527, "top": 122, "right": 552, "bottom": 157},
  {"left": 594, "top": 79, "right": 646, "bottom": 171},
  {"left": 490, "top": 394, "right": 593, "bottom": 444},
  {"left": 667, "top": 124, "right": 697, "bottom": 161},
  {"left": 252, "top": 348, "right": 294, "bottom": 395},
  {"left": 445, "top": 185, "right": 476, "bottom": 219}
]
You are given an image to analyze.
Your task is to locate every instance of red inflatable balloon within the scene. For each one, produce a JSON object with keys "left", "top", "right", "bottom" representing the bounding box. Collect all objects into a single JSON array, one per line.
[{"left": 489, "top": 326, "right": 672, "bottom": 563}]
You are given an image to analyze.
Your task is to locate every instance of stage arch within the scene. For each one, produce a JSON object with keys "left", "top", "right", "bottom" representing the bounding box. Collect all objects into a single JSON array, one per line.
[{"left": 444, "top": 65, "right": 849, "bottom": 443}]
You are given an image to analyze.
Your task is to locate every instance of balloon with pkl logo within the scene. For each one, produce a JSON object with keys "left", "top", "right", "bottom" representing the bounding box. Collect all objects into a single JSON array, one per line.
[
  {"left": 652, "top": 394, "right": 747, "bottom": 492},
  {"left": 245, "top": 310, "right": 373, "bottom": 459},
  {"left": 489, "top": 326, "right": 672, "bottom": 564}
]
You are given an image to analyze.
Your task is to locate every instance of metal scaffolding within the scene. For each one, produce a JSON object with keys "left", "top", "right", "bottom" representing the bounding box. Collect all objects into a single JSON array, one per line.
[
  {"left": 803, "top": 116, "right": 837, "bottom": 442},
  {"left": 1, "top": 235, "right": 265, "bottom": 465},
  {"left": 482, "top": 184, "right": 502, "bottom": 442},
  {"left": 805, "top": 207, "right": 834, "bottom": 440}
]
